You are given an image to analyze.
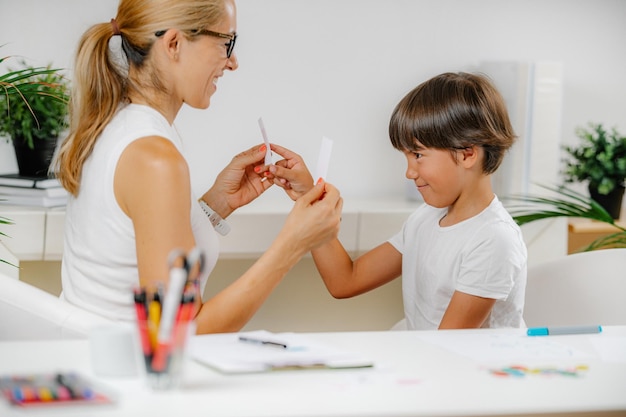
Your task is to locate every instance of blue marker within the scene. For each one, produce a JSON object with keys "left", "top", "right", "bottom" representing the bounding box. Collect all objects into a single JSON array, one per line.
[{"left": 527, "top": 325, "right": 602, "bottom": 336}]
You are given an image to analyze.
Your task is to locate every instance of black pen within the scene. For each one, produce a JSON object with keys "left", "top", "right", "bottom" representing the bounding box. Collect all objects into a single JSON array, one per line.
[{"left": 238, "top": 335, "right": 288, "bottom": 349}]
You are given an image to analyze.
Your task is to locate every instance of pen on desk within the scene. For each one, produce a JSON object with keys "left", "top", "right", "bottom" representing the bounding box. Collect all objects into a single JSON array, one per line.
[
  {"left": 238, "top": 335, "right": 288, "bottom": 349},
  {"left": 527, "top": 325, "right": 602, "bottom": 336},
  {"left": 55, "top": 373, "right": 95, "bottom": 400}
]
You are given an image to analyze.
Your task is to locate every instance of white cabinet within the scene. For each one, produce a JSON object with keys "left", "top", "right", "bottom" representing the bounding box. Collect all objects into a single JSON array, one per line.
[
  {"left": 0, "top": 198, "right": 567, "bottom": 273},
  {"left": 0, "top": 207, "right": 47, "bottom": 261},
  {"left": 0, "top": 199, "right": 421, "bottom": 262}
]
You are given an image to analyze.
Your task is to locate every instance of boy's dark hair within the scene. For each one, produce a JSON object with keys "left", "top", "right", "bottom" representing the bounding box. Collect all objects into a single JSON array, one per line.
[{"left": 389, "top": 72, "right": 516, "bottom": 174}]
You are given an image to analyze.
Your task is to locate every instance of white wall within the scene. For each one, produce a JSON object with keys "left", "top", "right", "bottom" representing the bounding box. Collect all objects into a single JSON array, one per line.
[
  {"left": 1, "top": 0, "right": 625, "bottom": 200},
  {"left": 3, "top": 0, "right": 625, "bottom": 331}
]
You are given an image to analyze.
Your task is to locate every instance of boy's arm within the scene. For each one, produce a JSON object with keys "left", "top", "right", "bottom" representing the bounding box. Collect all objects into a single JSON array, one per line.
[
  {"left": 312, "top": 240, "right": 402, "bottom": 298},
  {"left": 438, "top": 291, "right": 496, "bottom": 329}
]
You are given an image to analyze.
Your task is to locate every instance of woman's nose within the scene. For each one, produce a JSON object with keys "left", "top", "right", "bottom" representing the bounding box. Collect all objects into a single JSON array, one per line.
[{"left": 226, "top": 53, "right": 239, "bottom": 71}]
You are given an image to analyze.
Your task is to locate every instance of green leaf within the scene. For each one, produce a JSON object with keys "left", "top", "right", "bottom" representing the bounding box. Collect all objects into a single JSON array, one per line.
[
  {"left": 561, "top": 122, "right": 626, "bottom": 195},
  {"left": 503, "top": 184, "right": 626, "bottom": 252},
  {"left": 0, "top": 52, "right": 69, "bottom": 149}
]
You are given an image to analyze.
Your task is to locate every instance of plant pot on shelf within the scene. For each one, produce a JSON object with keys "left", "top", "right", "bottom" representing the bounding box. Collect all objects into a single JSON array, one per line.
[
  {"left": 589, "top": 184, "right": 625, "bottom": 220},
  {"left": 11, "top": 137, "right": 58, "bottom": 178}
]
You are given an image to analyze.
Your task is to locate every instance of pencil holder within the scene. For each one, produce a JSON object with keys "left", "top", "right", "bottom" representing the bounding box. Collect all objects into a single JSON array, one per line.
[{"left": 133, "top": 286, "right": 196, "bottom": 390}]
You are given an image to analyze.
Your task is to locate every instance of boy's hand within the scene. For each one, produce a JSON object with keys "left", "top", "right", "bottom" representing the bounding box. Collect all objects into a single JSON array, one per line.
[{"left": 265, "top": 143, "right": 314, "bottom": 201}]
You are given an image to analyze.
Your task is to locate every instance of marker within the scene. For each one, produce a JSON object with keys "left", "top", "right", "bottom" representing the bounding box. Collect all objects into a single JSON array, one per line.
[
  {"left": 55, "top": 373, "right": 95, "bottom": 400},
  {"left": 147, "top": 292, "right": 161, "bottom": 351},
  {"left": 527, "top": 325, "right": 602, "bottom": 336},
  {"left": 134, "top": 289, "right": 152, "bottom": 355},
  {"left": 151, "top": 265, "right": 188, "bottom": 372},
  {"left": 238, "top": 335, "right": 288, "bottom": 349}
]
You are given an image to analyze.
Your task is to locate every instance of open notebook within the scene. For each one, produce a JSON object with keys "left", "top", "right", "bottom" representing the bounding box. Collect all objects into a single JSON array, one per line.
[{"left": 187, "top": 330, "right": 374, "bottom": 374}]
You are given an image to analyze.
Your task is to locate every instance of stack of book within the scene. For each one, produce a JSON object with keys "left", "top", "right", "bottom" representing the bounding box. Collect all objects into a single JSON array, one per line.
[{"left": 0, "top": 174, "right": 68, "bottom": 208}]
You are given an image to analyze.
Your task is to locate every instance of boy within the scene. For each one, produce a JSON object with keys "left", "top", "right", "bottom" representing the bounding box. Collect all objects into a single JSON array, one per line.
[{"left": 311, "top": 72, "right": 527, "bottom": 330}]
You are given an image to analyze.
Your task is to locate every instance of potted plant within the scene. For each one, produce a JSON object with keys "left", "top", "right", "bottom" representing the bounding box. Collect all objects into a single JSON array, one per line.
[
  {"left": 0, "top": 55, "right": 69, "bottom": 178},
  {"left": 562, "top": 122, "right": 626, "bottom": 219},
  {"left": 505, "top": 184, "right": 626, "bottom": 252}
]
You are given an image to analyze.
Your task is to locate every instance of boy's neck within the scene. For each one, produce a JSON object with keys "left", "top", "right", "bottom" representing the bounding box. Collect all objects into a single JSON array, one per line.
[{"left": 440, "top": 178, "right": 495, "bottom": 227}]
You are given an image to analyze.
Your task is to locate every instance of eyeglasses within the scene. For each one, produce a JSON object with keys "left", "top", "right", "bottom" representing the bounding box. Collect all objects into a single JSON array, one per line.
[{"left": 155, "top": 29, "right": 237, "bottom": 58}]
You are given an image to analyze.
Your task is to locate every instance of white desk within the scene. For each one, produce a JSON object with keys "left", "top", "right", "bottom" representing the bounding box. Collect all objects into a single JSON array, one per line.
[{"left": 1, "top": 327, "right": 625, "bottom": 417}]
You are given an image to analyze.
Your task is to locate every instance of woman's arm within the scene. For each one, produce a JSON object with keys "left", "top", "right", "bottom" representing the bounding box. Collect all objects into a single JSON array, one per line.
[
  {"left": 116, "top": 137, "right": 343, "bottom": 333},
  {"left": 115, "top": 136, "right": 197, "bottom": 291},
  {"left": 194, "top": 181, "right": 343, "bottom": 333}
]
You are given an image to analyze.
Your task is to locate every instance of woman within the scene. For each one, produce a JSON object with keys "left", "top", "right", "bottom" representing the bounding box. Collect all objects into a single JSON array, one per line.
[{"left": 55, "top": 0, "right": 342, "bottom": 333}]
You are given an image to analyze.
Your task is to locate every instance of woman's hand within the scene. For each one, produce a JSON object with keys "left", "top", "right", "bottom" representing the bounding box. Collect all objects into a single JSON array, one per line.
[
  {"left": 201, "top": 144, "right": 272, "bottom": 218},
  {"left": 279, "top": 179, "right": 343, "bottom": 254},
  {"left": 265, "top": 143, "right": 314, "bottom": 201}
]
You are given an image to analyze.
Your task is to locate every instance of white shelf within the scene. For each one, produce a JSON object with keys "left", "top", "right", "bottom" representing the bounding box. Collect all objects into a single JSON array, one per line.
[{"left": 0, "top": 198, "right": 422, "bottom": 261}]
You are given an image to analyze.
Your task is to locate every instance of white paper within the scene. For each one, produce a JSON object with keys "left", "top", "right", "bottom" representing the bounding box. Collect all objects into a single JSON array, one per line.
[
  {"left": 416, "top": 331, "right": 592, "bottom": 363},
  {"left": 314, "top": 136, "right": 333, "bottom": 182},
  {"left": 258, "top": 117, "right": 272, "bottom": 165},
  {"left": 187, "top": 330, "right": 373, "bottom": 374},
  {"left": 590, "top": 336, "right": 626, "bottom": 363}
]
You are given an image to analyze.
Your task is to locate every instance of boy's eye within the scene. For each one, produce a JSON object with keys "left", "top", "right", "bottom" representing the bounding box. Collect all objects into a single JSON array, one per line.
[{"left": 413, "top": 152, "right": 423, "bottom": 159}]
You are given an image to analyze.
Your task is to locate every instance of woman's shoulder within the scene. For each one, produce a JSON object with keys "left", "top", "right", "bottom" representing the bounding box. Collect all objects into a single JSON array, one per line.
[
  {"left": 98, "top": 104, "right": 179, "bottom": 153},
  {"left": 113, "top": 104, "right": 171, "bottom": 131}
]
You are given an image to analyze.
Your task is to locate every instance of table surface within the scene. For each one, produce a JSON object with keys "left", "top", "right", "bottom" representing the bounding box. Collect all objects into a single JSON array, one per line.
[{"left": 1, "top": 327, "right": 625, "bottom": 417}]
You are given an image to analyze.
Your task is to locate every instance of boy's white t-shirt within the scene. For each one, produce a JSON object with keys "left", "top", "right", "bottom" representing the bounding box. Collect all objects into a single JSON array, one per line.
[
  {"left": 388, "top": 196, "right": 527, "bottom": 330},
  {"left": 61, "top": 104, "right": 219, "bottom": 322}
]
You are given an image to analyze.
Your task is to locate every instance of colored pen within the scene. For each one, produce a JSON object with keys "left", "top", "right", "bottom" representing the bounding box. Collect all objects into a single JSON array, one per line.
[
  {"left": 134, "top": 289, "right": 152, "bottom": 354},
  {"left": 151, "top": 265, "right": 188, "bottom": 372},
  {"left": 527, "top": 325, "right": 602, "bottom": 336},
  {"left": 174, "top": 291, "right": 195, "bottom": 346},
  {"left": 55, "top": 373, "right": 95, "bottom": 400},
  {"left": 238, "top": 335, "right": 288, "bottom": 349},
  {"left": 147, "top": 291, "right": 161, "bottom": 351}
]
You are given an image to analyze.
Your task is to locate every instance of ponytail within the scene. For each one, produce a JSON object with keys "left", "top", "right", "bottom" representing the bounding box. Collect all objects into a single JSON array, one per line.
[{"left": 56, "top": 23, "right": 126, "bottom": 195}]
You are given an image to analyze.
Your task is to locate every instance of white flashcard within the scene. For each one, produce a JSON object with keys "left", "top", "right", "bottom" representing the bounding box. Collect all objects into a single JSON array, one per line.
[
  {"left": 314, "top": 136, "right": 333, "bottom": 182},
  {"left": 258, "top": 117, "right": 272, "bottom": 165}
]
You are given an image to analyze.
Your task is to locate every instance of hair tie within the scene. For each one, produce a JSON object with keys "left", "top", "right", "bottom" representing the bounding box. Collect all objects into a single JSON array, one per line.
[
  {"left": 108, "top": 18, "right": 129, "bottom": 76},
  {"left": 110, "top": 18, "right": 121, "bottom": 36}
]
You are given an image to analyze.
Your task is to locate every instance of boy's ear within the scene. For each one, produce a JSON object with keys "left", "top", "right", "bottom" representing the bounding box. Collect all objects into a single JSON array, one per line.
[{"left": 459, "top": 146, "right": 481, "bottom": 168}]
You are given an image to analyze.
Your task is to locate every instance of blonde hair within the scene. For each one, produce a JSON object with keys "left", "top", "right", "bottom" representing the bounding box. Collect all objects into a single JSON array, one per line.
[{"left": 56, "top": 0, "right": 226, "bottom": 195}]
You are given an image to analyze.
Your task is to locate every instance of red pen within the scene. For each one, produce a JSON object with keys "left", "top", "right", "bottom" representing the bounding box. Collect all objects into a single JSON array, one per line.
[
  {"left": 151, "top": 266, "right": 187, "bottom": 372},
  {"left": 133, "top": 289, "right": 153, "bottom": 365},
  {"left": 174, "top": 291, "right": 195, "bottom": 347}
]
